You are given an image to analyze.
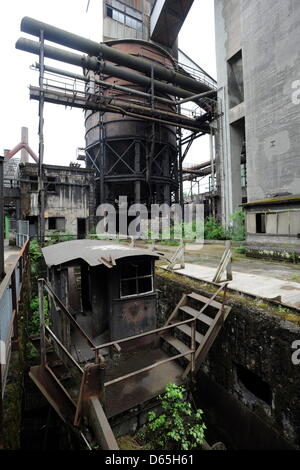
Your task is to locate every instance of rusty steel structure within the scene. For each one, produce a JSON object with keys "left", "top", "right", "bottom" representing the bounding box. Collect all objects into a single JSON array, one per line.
[
  {"left": 85, "top": 39, "right": 180, "bottom": 207},
  {"left": 16, "top": 16, "right": 218, "bottom": 218}
]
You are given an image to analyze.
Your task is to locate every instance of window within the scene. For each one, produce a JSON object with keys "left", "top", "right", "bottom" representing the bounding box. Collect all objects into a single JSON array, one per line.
[
  {"left": 228, "top": 50, "right": 244, "bottom": 109},
  {"left": 106, "top": 2, "right": 142, "bottom": 31},
  {"left": 46, "top": 177, "right": 57, "bottom": 192},
  {"left": 236, "top": 364, "right": 272, "bottom": 406},
  {"left": 29, "top": 175, "right": 38, "bottom": 192},
  {"left": 48, "top": 217, "right": 66, "bottom": 232},
  {"left": 120, "top": 260, "right": 153, "bottom": 298},
  {"left": 256, "top": 213, "right": 266, "bottom": 234}
]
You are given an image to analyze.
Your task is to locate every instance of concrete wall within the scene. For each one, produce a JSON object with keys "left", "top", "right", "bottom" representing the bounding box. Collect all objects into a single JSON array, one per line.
[
  {"left": 241, "top": 0, "right": 300, "bottom": 202},
  {"left": 156, "top": 269, "right": 300, "bottom": 449},
  {"left": 215, "top": 0, "right": 300, "bottom": 236},
  {"left": 215, "top": 0, "right": 245, "bottom": 223}
]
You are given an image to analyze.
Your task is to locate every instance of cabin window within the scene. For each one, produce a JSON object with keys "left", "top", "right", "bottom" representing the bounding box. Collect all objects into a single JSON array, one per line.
[{"left": 120, "top": 260, "right": 153, "bottom": 298}]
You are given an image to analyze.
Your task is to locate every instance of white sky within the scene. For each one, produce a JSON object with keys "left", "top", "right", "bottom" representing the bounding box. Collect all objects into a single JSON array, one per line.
[{"left": 0, "top": 0, "right": 216, "bottom": 191}]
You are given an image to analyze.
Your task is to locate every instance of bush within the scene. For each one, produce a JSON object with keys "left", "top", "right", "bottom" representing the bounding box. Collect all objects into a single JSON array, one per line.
[
  {"left": 28, "top": 295, "right": 49, "bottom": 337},
  {"left": 235, "top": 245, "right": 246, "bottom": 255},
  {"left": 29, "top": 239, "right": 43, "bottom": 261},
  {"left": 144, "top": 383, "right": 206, "bottom": 450},
  {"left": 204, "top": 217, "right": 227, "bottom": 240},
  {"left": 228, "top": 210, "right": 245, "bottom": 241}
]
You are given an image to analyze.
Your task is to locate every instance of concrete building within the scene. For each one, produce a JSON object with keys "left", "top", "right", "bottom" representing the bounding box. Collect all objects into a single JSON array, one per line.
[
  {"left": 6, "top": 163, "right": 96, "bottom": 239},
  {"left": 215, "top": 0, "right": 300, "bottom": 244}
]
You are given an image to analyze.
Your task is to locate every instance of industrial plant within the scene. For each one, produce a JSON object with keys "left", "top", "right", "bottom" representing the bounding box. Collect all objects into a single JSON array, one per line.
[{"left": 0, "top": 0, "right": 300, "bottom": 453}]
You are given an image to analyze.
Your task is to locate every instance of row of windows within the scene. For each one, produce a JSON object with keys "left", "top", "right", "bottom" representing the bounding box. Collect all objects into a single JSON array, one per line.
[
  {"left": 106, "top": 5, "right": 143, "bottom": 31},
  {"left": 110, "top": 0, "right": 142, "bottom": 20},
  {"left": 29, "top": 176, "right": 57, "bottom": 192}
]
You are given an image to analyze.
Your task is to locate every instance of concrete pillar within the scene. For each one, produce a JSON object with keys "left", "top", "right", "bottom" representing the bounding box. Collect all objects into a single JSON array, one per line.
[
  {"left": 229, "top": 121, "right": 244, "bottom": 216},
  {"left": 0, "top": 156, "right": 4, "bottom": 279},
  {"left": 20, "top": 127, "right": 29, "bottom": 164}
]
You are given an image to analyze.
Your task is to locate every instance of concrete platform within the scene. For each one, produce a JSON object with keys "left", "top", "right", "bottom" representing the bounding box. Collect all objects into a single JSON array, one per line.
[
  {"left": 168, "top": 263, "right": 300, "bottom": 309},
  {"left": 105, "top": 347, "right": 184, "bottom": 418}
]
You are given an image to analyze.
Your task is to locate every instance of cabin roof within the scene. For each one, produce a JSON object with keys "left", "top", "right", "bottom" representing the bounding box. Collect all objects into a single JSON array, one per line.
[{"left": 42, "top": 239, "right": 159, "bottom": 268}]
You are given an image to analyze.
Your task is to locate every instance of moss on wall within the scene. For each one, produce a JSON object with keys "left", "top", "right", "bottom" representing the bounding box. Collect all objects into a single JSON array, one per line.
[{"left": 155, "top": 268, "right": 300, "bottom": 449}]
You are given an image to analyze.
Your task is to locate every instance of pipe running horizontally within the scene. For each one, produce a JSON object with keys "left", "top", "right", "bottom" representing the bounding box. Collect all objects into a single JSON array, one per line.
[
  {"left": 20, "top": 17, "right": 216, "bottom": 95},
  {"left": 16, "top": 38, "right": 216, "bottom": 109}
]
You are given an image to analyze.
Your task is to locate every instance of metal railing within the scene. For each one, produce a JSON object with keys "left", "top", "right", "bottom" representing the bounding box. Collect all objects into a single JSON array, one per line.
[{"left": 0, "top": 240, "right": 30, "bottom": 396}]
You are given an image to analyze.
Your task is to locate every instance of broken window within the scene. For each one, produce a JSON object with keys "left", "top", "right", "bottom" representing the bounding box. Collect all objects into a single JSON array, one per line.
[
  {"left": 29, "top": 175, "right": 38, "bottom": 192},
  {"left": 227, "top": 50, "right": 244, "bottom": 109},
  {"left": 256, "top": 213, "right": 266, "bottom": 234},
  {"left": 46, "top": 176, "right": 57, "bottom": 192},
  {"left": 120, "top": 260, "right": 153, "bottom": 298},
  {"left": 236, "top": 364, "right": 272, "bottom": 406},
  {"left": 48, "top": 217, "right": 66, "bottom": 232}
]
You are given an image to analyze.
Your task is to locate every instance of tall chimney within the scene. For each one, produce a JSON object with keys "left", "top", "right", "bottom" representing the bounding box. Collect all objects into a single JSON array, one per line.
[{"left": 20, "top": 127, "right": 29, "bottom": 163}]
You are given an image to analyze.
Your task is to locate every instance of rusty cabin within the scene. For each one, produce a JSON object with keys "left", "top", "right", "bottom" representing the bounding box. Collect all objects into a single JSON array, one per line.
[{"left": 42, "top": 240, "right": 160, "bottom": 360}]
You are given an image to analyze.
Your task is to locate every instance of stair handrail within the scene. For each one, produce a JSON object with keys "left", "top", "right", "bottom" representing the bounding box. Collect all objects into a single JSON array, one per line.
[
  {"left": 193, "top": 283, "right": 229, "bottom": 322},
  {"left": 93, "top": 315, "right": 198, "bottom": 353}
]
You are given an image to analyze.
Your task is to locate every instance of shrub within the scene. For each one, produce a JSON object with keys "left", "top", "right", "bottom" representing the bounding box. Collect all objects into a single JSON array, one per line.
[
  {"left": 229, "top": 210, "right": 245, "bottom": 241},
  {"left": 204, "top": 217, "right": 227, "bottom": 240},
  {"left": 144, "top": 383, "right": 206, "bottom": 450},
  {"left": 28, "top": 295, "right": 49, "bottom": 337},
  {"left": 235, "top": 245, "right": 247, "bottom": 255}
]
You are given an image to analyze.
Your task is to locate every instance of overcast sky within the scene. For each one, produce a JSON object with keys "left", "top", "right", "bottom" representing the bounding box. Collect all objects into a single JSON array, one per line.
[{"left": 0, "top": 0, "right": 216, "bottom": 191}]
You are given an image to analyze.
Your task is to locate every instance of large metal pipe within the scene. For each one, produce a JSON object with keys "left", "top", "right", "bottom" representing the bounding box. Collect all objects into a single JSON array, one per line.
[
  {"left": 183, "top": 160, "right": 212, "bottom": 172},
  {"left": 20, "top": 17, "right": 215, "bottom": 95},
  {"left": 16, "top": 38, "right": 211, "bottom": 105}
]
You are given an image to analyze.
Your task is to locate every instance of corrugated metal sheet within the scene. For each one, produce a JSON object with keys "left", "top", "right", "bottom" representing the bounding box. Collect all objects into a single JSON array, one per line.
[{"left": 42, "top": 240, "right": 159, "bottom": 267}]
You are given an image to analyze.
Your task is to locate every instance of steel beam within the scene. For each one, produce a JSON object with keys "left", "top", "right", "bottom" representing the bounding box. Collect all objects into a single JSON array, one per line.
[{"left": 29, "top": 86, "right": 210, "bottom": 133}]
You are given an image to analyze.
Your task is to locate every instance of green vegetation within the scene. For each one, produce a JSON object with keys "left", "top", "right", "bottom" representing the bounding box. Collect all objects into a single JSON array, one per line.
[
  {"left": 228, "top": 210, "right": 246, "bottom": 241},
  {"left": 143, "top": 383, "right": 206, "bottom": 450},
  {"left": 235, "top": 245, "right": 247, "bottom": 255},
  {"left": 277, "top": 306, "right": 291, "bottom": 314},
  {"left": 29, "top": 239, "right": 43, "bottom": 261},
  {"left": 290, "top": 250, "right": 299, "bottom": 264},
  {"left": 28, "top": 295, "right": 49, "bottom": 337},
  {"left": 204, "top": 217, "right": 227, "bottom": 240}
]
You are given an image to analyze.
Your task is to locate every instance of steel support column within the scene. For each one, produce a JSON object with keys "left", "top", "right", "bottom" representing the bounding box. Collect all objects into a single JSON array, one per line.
[{"left": 38, "top": 30, "right": 45, "bottom": 245}]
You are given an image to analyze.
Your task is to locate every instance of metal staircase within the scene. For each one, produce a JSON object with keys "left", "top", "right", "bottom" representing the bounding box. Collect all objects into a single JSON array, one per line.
[{"left": 161, "top": 284, "right": 231, "bottom": 379}]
